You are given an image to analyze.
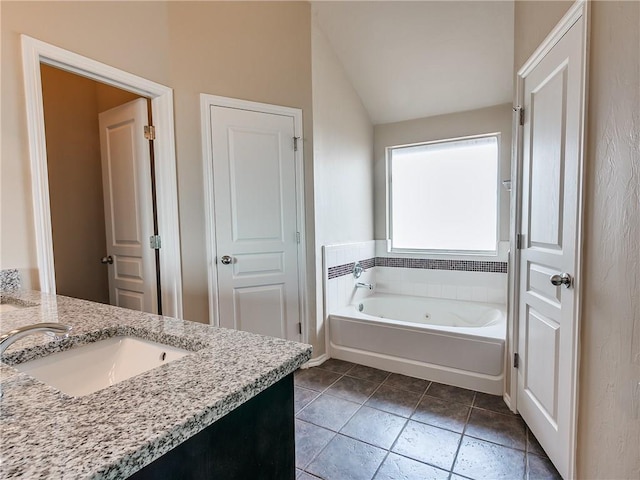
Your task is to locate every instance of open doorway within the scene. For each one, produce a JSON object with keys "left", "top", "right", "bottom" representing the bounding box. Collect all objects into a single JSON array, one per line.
[
  {"left": 41, "top": 65, "right": 162, "bottom": 314},
  {"left": 22, "top": 35, "right": 183, "bottom": 318}
]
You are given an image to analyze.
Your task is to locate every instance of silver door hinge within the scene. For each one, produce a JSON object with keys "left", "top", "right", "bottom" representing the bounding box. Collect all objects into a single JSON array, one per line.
[
  {"left": 516, "top": 233, "right": 524, "bottom": 250},
  {"left": 513, "top": 106, "right": 525, "bottom": 126},
  {"left": 149, "top": 235, "right": 161, "bottom": 249},
  {"left": 293, "top": 136, "right": 300, "bottom": 152},
  {"left": 144, "top": 125, "right": 156, "bottom": 140},
  {"left": 298, "top": 322, "right": 302, "bottom": 335},
  {"left": 514, "top": 352, "right": 520, "bottom": 369},
  {"left": 296, "top": 232, "right": 301, "bottom": 244}
]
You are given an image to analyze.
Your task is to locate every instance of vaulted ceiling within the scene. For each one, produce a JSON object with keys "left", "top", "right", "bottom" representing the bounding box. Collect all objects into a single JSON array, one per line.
[{"left": 313, "top": 1, "right": 515, "bottom": 125}]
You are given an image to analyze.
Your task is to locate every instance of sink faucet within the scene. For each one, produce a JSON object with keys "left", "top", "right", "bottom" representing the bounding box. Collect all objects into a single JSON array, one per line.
[
  {"left": 0, "top": 323, "right": 72, "bottom": 356},
  {"left": 356, "top": 282, "right": 374, "bottom": 290}
]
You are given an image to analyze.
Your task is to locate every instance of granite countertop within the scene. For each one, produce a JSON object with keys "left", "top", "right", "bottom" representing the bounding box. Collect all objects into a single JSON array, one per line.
[{"left": 0, "top": 290, "right": 312, "bottom": 479}]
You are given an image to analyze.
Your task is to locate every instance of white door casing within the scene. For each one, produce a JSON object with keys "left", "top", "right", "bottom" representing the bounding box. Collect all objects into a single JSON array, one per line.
[
  {"left": 514, "top": 2, "right": 588, "bottom": 479},
  {"left": 21, "top": 35, "right": 183, "bottom": 318},
  {"left": 99, "top": 98, "right": 158, "bottom": 313},
  {"left": 201, "top": 95, "right": 307, "bottom": 342}
]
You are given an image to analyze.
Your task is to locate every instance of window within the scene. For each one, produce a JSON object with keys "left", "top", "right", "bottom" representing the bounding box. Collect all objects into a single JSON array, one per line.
[{"left": 388, "top": 134, "right": 499, "bottom": 253}]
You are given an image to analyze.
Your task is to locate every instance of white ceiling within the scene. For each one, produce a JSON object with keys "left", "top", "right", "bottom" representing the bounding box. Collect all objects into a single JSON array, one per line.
[{"left": 313, "top": 1, "right": 515, "bottom": 125}]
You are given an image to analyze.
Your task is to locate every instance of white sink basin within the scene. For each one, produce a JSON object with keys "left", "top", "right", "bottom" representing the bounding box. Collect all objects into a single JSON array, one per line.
[{"left": 15, "top": 336, "right": 190, "bottom": 397}]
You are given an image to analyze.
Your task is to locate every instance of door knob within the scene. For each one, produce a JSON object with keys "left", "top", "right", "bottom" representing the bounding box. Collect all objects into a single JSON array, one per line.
[
  {"left": 220, "top": 255, "right": 232, "bottom": 265},
  {"left": 550, "top": 272, "right": 572, "bottom": 288},
  {"left": 101, "top": 255, "right": 114, "bottom": 265}
]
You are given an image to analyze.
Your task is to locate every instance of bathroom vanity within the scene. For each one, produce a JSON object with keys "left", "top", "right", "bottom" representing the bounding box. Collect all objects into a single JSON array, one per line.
[{"left": 0, "top": 290, "right": 311, "bottom": 479}]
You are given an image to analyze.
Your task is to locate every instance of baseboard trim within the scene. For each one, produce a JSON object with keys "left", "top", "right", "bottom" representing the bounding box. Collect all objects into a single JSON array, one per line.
[{"left": 301, "top": 353, "right": 328, "bottom": 369}]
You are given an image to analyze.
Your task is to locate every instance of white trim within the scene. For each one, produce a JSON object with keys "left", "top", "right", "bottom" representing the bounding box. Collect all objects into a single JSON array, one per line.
[
  {"left": 322, "top": 245, "right": 331, "bottom": 370},
  {"left": 507, "top": 99, "right": 523, "bottom": 413},
  {"left": 302, "top": 353, "right": 329, "bottom": 369},
  {"left": 200, "top": 97, "right": 220, "bottom": 327},
  {"left": 517, "top": 0, "right": 586, "bottom": 78},
  {"left": 510, "top": 1, "right": 589, "bottom": 477},
  {"left": 200, "top": 94, "right": 308, "bottom": 343},
  {"left": 21, "top": 35, "right": 183, "bottom": 319}
]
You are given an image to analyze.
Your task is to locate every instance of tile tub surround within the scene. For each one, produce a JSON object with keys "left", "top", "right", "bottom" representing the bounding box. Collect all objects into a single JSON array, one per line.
[
  {"left": 294, "top": 361, "right": 561, "bottom": 480},
  {"left": 323, "top": 242, "right": 378, "bottom": 323},
  {"left": 0, "top": 290, "right": 311, "bottom": 479},
  {"left": 323, "top": 242, "right": 509, "bottom": 308}
]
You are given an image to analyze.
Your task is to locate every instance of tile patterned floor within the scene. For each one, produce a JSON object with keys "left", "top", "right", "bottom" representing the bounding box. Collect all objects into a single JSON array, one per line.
[{"left": 294, "top": 360, "right": 561, "bottom": 480}]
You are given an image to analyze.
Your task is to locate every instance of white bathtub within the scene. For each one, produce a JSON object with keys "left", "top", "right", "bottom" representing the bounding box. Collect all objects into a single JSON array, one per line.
[{"left": 329, "top": 294, "right": 506, "bottom": 394}]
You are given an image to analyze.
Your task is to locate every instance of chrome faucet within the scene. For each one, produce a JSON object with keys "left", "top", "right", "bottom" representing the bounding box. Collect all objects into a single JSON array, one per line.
[
  {"left": 356, "top": 282, "right": 374, "bottom": 290},
  {"left": 0, "top": 323, "right": 72, "bottom": 356}
]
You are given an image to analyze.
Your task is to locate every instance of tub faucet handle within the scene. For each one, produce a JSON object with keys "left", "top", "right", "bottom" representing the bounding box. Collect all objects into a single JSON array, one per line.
[
  {"left": 353, "top": 261, "right": 366, "bottom": 279},
  {"left": 356, "top": 282, "right": 374, "bottom": 290}
]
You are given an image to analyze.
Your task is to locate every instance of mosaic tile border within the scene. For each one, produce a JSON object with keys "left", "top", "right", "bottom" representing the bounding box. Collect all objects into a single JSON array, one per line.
[
  {"left": 327, "top": 258, "right": 375, "bottom": 280},
  {"left": 327, "top": 257, "right": 507, "bottom": 279},
  {"left": 376, "top": 257, "right": 508, "bottom": 273}
]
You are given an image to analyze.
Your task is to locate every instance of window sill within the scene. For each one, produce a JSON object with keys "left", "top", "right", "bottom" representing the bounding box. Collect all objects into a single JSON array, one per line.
[{"left": 379, "top": 240, "right": 510, "bottom": 263}]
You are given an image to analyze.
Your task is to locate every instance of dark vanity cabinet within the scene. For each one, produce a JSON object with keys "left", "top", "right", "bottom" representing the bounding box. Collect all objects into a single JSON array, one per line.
[{"left": 129, "top": 373, "right": 295, "bottom": 480}]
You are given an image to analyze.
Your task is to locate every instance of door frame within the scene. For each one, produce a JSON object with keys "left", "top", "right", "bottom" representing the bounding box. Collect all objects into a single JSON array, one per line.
[
  {"left": 200, "top": 94, "right": 308, "bottom": 342},
  {"left": 21, "top": 35, "right": 183, "bottom": 318},
  {"left": 507, "top": 0, "right": 589, "bottom": 476}
]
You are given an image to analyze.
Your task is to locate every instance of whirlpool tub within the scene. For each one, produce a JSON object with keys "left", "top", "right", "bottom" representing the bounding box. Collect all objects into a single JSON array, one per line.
[{"left": 329, "top": 294, "right": 506, "bottom": 394}]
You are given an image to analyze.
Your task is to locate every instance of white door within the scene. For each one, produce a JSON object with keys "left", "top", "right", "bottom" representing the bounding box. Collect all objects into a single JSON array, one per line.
[
  {"left": 209, "top": 105, "right": 301, "bottom": 341},
  {"left": 516, "top": 10, "right": 586, "bottom": 480},
  {"left": 99, "top": 98, "right": 158, "bottom": 313}
]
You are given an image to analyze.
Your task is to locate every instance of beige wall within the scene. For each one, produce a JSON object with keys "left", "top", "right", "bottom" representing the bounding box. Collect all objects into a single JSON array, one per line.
[
  {"left": 166, "top": 1, "right": 313, "bottom": 325},
  {"left": 515, "top": 1, "right": 640, "bottom": 478},
  {"left": 373, "top": 104, "right": 513, "bottom": 244},
  {"left": 311, "top": 15, "right": 374, "bottom": 358},
  {"left": 514, "top": 1, "right": 574, "bottom": 71},
  {"left": 1, "top": 1, "right": 171, "bottom": 288},
  {"left": 1, "top": 2, "right": 313, "bottom": 327}
]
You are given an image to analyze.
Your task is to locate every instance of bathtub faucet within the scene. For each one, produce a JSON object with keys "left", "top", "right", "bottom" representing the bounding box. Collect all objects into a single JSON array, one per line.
[{"left": 356, "top": 282, "right": 374, "bottom": 290}]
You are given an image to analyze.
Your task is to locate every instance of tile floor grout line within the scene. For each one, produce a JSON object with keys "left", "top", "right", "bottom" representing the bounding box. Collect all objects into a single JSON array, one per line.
[
  {"left": 300, "top": 366, "right": 384, "bottom": 476},
  {"left": 379, "top": 449, "right": 453, "bottom": 477},
  {"left": 336, "top": 375, "right": 433, "bottom": 420},
  {"left": 332, "top": 368, "right": 393, "bottom": 446},
  {"left": 295, "top": 366, "right": 348, "bottom": 474},
  {"left": 294, "top": 388, "right": 321, "bottom": 416},
  {"left": 296, "top": 467, "right": 322, "bottom": 480},
  {"left": 304, "top": 366, "right": 407, "bottom": 480},
  {"left": 406, "top": 391, "right": 494, "bottom": 437},
  {"left": 323, "top": 367, "right": 388, "bottom": 410},
  {"left": 469, "top": 403, "right": 521, "bottom": 418},
  {"left": 300, "top": 429, "right": 337, "bottom": 475},
  {"left": 295, "top": 417, "right": 340, "bottom": 435},
  {"left": 384, "top": 380, "right": 432, "bottom": 460},
  {"left": 449, "top": 391, "right": 477, "bottom": 477},
  {"left": 344, "top": 370, "right": 392, "bottom": 385},
  {"left": 461, "top": 432, "right": 529, "bottom": 453},
  {"left": 329, "top": 371, "right": 431, "bottom": 473},
  {"left": 298, "top": 364, "right": 550, "bottom": 480},
  {"left": 369, "top": 450, "right": 392, "bottom": 480},
  {"left": 413, "top": 381, "right": 433, "bottom": 415},
  {"left": 465, "top": 394, "right": 530, "bottom": 454}
]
